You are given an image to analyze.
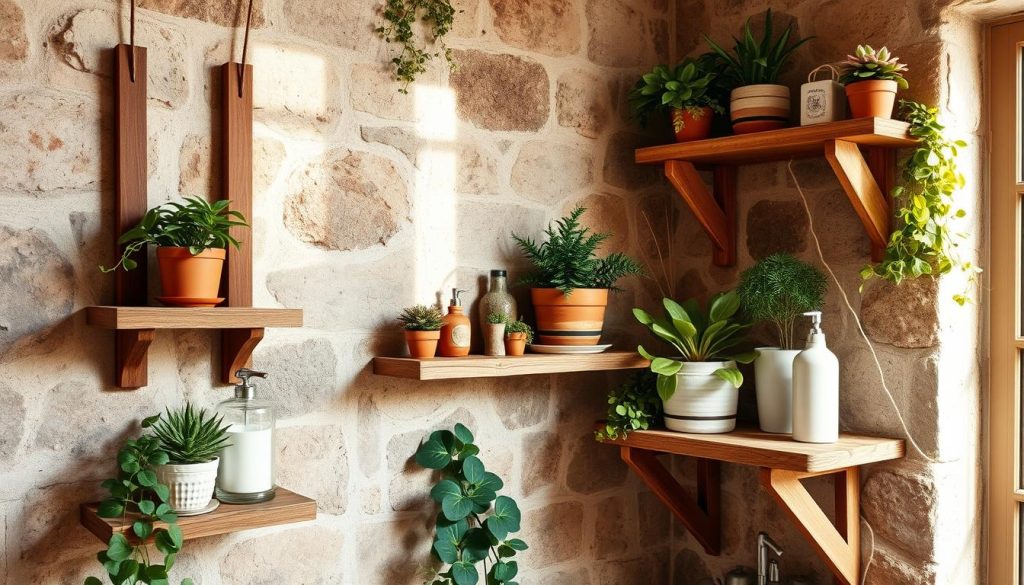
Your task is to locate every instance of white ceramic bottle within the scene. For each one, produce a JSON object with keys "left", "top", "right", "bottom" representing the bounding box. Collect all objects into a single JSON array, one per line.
[{"left": 792, "top": 311, "right": 839, "bottom": 443}]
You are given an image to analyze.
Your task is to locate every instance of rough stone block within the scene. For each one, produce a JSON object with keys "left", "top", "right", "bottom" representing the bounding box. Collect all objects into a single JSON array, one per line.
[
  {"left": 565, "top": 434, "right": 628, "bottom": 494},
  {"left": 556, "top": 69, "right": 613, "bottom": 139},
  {"left": 219, "top": 526, "right": 344, "bottom": 584},
  {"left": 490, "top": 0, "right": 581, "bottom": 56},
  {"left": 0, "top": 0, "right": 28, "bottom": 63},
  {"left": 276, "top": 425, "right": 349, "bottom": 514},
  {"left": 603, "top": 131, "right": 662, "bottom": 189},
  {"left": 451, "top": 50, "right": 550, "bottom": 132},
  {"left": 512, "top": 140, "right": 593, "bottom": 204},
  {"left": 862, "top": 466, "right": 937, "bottom": 561},
  {"left": 586, "top": 0, "right": 669, "bottom": 67},
  {"left": 253, "top": 338, "right": 338, "bottom": 419},
  {"left": 745, "top": 199, "right": 808, "bottom": 259},
  {"left": 250, "top": 42, "right": 343, "bottom": 136},
  {"left": 861, "top": 278, "right": 939, "bottom": 348},
  {"left": 520, "top": 501, "right": 585, "bottom": 568},
  {"left": 521, "top": 430, "right": 564, "bottom": 497}
]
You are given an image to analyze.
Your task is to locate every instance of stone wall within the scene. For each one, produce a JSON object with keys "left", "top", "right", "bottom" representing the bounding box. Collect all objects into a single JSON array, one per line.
[
  {"left": 668, "top": 1, "right": 987, "bottom": 584},
  {"left": 0, "top": 0, "right": 685, "bottom": 583}
]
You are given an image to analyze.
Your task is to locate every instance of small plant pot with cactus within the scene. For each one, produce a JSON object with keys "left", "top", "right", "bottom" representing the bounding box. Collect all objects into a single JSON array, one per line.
[
  {"left": 149, "top": 404, "right": 231, "bottom": 515},
  {"left": 399, "top": 304, "right": 444, "bottom": 359},
  {"left": 504, "top": 318, "right": 533, "bottom": 356},
  {"left": 840, "top": 45, "right": 908, "bottom": 119}
]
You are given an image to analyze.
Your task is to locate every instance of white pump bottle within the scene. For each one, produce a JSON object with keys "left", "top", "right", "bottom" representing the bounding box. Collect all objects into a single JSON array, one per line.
[{"left": 792, "top": 311, "right": 839, "bottom": 443}]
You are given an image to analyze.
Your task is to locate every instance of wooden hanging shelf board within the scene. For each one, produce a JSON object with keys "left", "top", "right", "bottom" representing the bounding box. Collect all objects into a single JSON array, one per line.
[
  {"left": 635, "top": 118, "right": 917, "bottom": 267},
  {"left": 86, "top": 306, "right": 303, "bottom": 329},
  {"left": 80, "top": 488, "right": 316, "bottom": 544},
  {"left": 373, "top": 351, "right": 650, "bottom": 380},
  {"left": 597, "top": 426, "right": 904, "bottom": 585}
]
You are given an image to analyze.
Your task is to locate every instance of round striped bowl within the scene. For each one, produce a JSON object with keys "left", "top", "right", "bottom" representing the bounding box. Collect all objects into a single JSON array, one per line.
[
  {"left": 730, "top": 84, "right": 790, "bottom": 134},
  {"left": 662, "top": 361, "right": 739, "bottom": 433},
  {"left": 531, "top": 288, "right": 608, "bottom": 346}
]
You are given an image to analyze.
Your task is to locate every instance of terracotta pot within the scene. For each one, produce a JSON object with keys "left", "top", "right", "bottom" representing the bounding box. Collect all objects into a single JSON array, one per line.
[
  {"left": 156, "top": 247, "right": 225, "bottom": 306},
  {"left": 672, "top": 107, "right": 714, "bottom": 142},
  {"left": 504, "top": 333, "right": 527, "bottom": 356},
  {"left": 729, "top": 84, "right": 790, "bottom": 134},
  {"left": 845, "top": 79, "right": 897, "bottom": 119},
  {"left": 530, "top": 288, "right": 608, "bottom": 346},
  {"left": 405, "top": 330, "right": 440, "bottom": 359}
]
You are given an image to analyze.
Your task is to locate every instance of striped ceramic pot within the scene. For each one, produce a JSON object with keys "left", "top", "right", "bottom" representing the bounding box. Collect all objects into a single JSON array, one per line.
[
  {"left": 662, "top": 361, "right": 739, "bottom": 433},
  {"left": 729, "top": 84, "right": 790, "bottom": 134},
  {"left": 531, "top": 288, "right": 608, "bottom": 345}
]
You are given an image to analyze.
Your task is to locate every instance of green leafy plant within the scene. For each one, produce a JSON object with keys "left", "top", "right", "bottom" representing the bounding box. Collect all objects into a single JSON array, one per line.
[
  {"left": 861, "top": 100, "right": 979, "bottom": 304},
  {"left": 704, "top": 9, "right": 812, "bottom": 87},
  {"left": 485, "top": 312, "right": 507, "bottom": 325},
  {"left": 415, "top": 423, "right": 527, "bottom": 585},
  {"left": 149, "top": 404, "right": 231, "bottom": 465},
  {"left": 629, "top": 59, "right": 724, "bottom": 127},
  {"left": 504, "top": 318, "right": 534, "bottom": 343},
  {"left": 633, "top": 291, "right": 756, "bottom": 400},
  {"left": 101, "top": 197, "right": 249, "bottom": 273},
  {"left": 400, "top": 304, "right": 445, "bottom": 331},
  {"left": 85, "top": 421, "right": 191, "bottom": 585},
  {"left": 376, "top": 0, "right": 457, "bottom": 92},
  {"left": 513, "top": 206, "right": 644, "bottom": 294},
  {"left": 840, "top": 45, "right": 909, "bottom": 89},
  {"left": 738, "top": 254, "right": 827, "bottom": 349},
  {"left": 595, "top": 371, "right": 661, "bottom": 441}
]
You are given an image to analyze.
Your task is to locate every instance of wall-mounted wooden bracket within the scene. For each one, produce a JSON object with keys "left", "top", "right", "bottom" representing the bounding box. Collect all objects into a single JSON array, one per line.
[
  {"left": 664, "top": 161, "right": 736, "bottom": 266},
  {"left": 760, "top": 467, "right": 861, "bottom": 585},
  {"left": 824, "top": 141, "right": 891, "bottom": 262},
  {"left": 222, "top": 328, "right": 264, "bottom": 384},
  {"left": 115, "top": 329, "right": 155, "bottom": 389},
  {"left": 620, "top": 447, "right": 721, "bottom": 555}
]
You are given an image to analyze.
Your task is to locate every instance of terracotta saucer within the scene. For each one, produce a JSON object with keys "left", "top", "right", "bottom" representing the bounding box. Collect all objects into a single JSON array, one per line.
[{"left": 157, "top": 296, "right": 226, "bottom": 308}]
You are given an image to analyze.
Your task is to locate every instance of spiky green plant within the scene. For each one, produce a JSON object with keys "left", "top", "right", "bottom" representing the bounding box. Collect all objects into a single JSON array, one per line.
[
  {"left": 704, "top": 9, "right": 812, "bottom": 87},
  {"left": 398, "top": 304, "right": 444, "bottom": 331},
  {"left": 504, "top": 318, "right": 534, "bottom": 343},
  {"left": 149, "top": 404, "right": 231, "bottom": 465},
  {"left": 840, "top": 45, "right": 909, "bottom": 89},
  {"left": 629, "top": 58, "right": 724, "bottom": 127},
  {"left": 737, "top": 254, "right": 827, "bottom": 350},
  {"left": 513, "top": 206, "right": 644, "bottom": 295}
]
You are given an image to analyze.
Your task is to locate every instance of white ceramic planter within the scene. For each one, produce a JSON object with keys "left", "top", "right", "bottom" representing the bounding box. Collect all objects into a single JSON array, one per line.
[
  {"left": 154, "top": 458, "right": 219, "bottom": 513},
  {"left": 483, "top": 322, "right": 506, "bottom": 356},
  {"left": 729, "top": 84, "right": 791, "bottom": 134},
  {"left": 753, "top": 347, "right": 801, "bottom": 434},
  {"left": 662, "top": 361, "right": 739, "bottom": 434}
]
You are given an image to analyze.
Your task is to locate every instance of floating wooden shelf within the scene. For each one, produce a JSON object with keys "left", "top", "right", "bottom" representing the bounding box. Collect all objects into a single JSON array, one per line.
[
  {"left": 373, "top": 351, "right": 650, "bottom": 380},
  {"left": 85, "top": 306, "right": 303, "bottom": 388},
  {"left": 80, "top": 488, "right": 316, "bottom": 544},
  {"left": 636, "top": 118, "right": 917, "bottom": 266},
  {"left": 597, "top": 426, "right": 904, "bottom": 585}
]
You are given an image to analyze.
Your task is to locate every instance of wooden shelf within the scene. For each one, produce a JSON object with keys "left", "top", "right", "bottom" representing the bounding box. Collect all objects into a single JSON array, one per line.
[
  {"left": 597, "top": 426, "right": 904, "bottom": 585},
  {"left": 85, "top": 307, "right": 303, "bottom": 388},
  {"left": 80, "top": 488, "right": 316, "bottom": 544},
  {"left": 636, "top": 118, "right": 916, "bottom": 267},
  {"left": 373, "top": 351, "right": 650, "bottom": 380}
]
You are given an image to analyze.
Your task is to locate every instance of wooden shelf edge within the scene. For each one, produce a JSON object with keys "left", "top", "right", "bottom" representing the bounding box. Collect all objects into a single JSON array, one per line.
[
  {"left": 80, "top": 488, "right": 316, "bottom": 544},
  {"left": 373, "top": 351, "right": 650, "bottom": 380},
  {"left": 86, "top": 306, "right": 303, "bottom": 330}
]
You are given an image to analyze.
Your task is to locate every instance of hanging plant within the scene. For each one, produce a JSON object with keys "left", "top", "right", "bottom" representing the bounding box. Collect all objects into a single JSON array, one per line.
[
  {"left": 861, "top": 100, "right": 980, "bottom": 304},
  {"left": 376, "top": 0, "right": 458, "bottom": 92}
]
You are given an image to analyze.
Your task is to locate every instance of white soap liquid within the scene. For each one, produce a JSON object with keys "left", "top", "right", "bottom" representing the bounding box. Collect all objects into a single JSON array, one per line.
[{"left": 218, "top": 427, "right": 274, "bottom": 494}]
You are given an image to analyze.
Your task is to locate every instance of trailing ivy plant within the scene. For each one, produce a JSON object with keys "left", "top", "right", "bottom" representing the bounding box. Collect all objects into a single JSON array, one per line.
[
  {"left": 84, "top": 417, "right": 191, "bottom": 585},
  {"left": 595, "top": 371, "right": 661, "bottom": 441},
  {"left": 376, "top": 0, "right": 457, "bottom": 92},
  {"left": 415, "top": 423, "right": 527, "bottom": 585},
  {"left": 860, "top": 100, "right": 979, "bottom": 304}
]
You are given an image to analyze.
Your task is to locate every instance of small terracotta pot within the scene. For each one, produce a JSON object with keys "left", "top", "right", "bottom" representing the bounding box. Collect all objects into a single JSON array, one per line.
[
  {"left": 504, "top": 333, "right": 527, "bottom": 356},
  {"left": 729, "top": 84, "right": 790, "bottom": 134},
  {"left": 672, "top": 107, "right": 714, "bottom": 142},
  {"left": 405, "top": 330, "right": 440, "bottom": 359},
  {"left": 156, "top": 247, "right": 225, "bottom": 305},
  {"left": 845, "top": 79, "right": 898, "bottom": 119},
  {"left": 530, "top": 288, "right": 608, "bottom": 346}
]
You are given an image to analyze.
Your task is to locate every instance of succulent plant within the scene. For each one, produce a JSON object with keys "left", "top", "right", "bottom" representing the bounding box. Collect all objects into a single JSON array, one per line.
[
  {"left": 840, "top": 45, "right": 909, "bottom": 89},
  {"left": 504, "top": 318, "right": 534, "bottom": 343},
  {"left": 398, "top": 304, "right": 444, "bottom": 331},
  {"left": 147, "top": 404, "right": 231, "bottom": 465},
  {"left": 629, "top": 59, "right": 723, "bottom": 127}
]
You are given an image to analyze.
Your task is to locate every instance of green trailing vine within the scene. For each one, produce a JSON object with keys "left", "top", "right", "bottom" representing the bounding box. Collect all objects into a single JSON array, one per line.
[
  {"left": 376, "top": 0, "right": 457, "bottom": 92},
  {"left": 595, "top": 371, "right": 661, "bottom": 441},
  {"left": 860, "top": 100, "right": 979, "bottom": 304}
]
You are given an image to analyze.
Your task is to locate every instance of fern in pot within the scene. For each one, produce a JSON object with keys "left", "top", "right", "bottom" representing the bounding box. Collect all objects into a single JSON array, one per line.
[
  {"left": 150, "top": 403, "right": 231, "bottom": 515},
  {"left": 634, "top": 291, "right": 755, "bottom": 434},
  {"left": 738, "top": 254, "right": 826, "bottom": 433},
  {"left": 513, "top": 206, "right": 644, "bottom": 346}
]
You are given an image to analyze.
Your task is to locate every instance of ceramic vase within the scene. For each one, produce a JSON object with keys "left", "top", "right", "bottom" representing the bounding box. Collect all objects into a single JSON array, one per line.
[
  {"left": 154, "top": 458, "right": 219, "bottom": 514},
  {"left": 729, "top": 84, "right": 790, "bottom": 134},
  {"left": 662, "top": 361, "right": 739, "bottom": 434},
  {"left": 484, "top": 322, "right": 506, "bottom": 356},
  {"left": 753, "top": 347, "right": 801, "bottom": 433}
]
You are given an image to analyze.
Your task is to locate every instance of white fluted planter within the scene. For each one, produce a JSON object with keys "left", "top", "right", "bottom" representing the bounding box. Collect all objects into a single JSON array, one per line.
[
  {"left": 661, "top": 361, "right": 738, "bottom": 434},
  {"left": 753, "top": 347, "right": 800, "bottom": 433},
  {"left": 154, "top": 458, "right": 219, "bottom": 513}
]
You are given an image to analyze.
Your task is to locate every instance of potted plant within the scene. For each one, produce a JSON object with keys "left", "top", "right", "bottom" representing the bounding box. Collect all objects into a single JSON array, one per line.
[
  {"left": 595, "top": 371, "right": 661, "bottom": 441},
  {"left": 483, "top": 312, "right": 507, "bottom": 356},
  {"left": 504, "top": 318, "right": 533, "bottom": 356},
  {"left": 633, "top": 291, "right": 755, "bottom": 434},
  {"left": 737, "top": 254, "right": 827, "bottom": 434},
  {"left": 101, "top": 197, "right": 249, "bottom": 307},
  {"left": 629, "top": 58, "right": 724, "bottom": 142},
  {"left": 705, "top": 9, "right": 812, "bottom": 134},
  {"left": 399, "top": 304, "right": 444, "bottom": 359},
  {"left": 150, "top": 404, "right": 231, "bottom": 514},
  {"left": 513, "top": 206, "right": 644, "bottom": 346},
  {"left": 840, "top": 45, "right": 909, "bottom": 119},
  {"left": 415, "top": 423, "right": 528, "bottom": 585}
]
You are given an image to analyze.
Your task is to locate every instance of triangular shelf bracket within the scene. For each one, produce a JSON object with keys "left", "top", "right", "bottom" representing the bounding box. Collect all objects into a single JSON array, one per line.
[
  {"left": 664, "top": 161, "right": 736, "bottom": 266},
  {"left": 824, "top": 141, "right": 893, "bottom": 262}
]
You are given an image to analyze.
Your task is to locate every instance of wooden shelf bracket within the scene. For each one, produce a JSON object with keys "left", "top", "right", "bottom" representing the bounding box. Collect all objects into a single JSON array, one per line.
[
  {"left": 115, "top": 329, "right": 155, "bottom": 389},
  {"left": 824, "top": 141, "right": 892, "bottom": 262},
  {"left": 222, "top": 328, "right": 265, "bottom": 384},
  {"left": 760, "top": 466, "right": 861, "bottom": 585},
  {"left": 620, "top": 447, "right": 721, "bottom": 555},
  {"left": 664, "top": 161, "right": 736, "bottom": 266}
]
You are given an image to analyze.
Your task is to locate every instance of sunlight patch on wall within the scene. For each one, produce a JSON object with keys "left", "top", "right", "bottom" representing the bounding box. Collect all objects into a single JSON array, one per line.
[{"left": 251, "top": 44, "right": 327, "bottom": 122}]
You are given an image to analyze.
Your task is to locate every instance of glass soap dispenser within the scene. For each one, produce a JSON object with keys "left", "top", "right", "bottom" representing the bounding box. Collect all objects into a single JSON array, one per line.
[{"left": 216, "top": 368, "right": 276, "bottom": 504}]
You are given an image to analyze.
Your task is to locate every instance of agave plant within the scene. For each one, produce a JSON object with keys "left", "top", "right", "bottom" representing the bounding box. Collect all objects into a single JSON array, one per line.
[
  {"left": 704, "top": 9, "right": 812, "bottom": 87},
  {"left": 633, "top": 291, "right": 756, "bottom": 401},
  {"left": 148, "top": 404, "right": 231, "bottom": 465},
  {"left": 628, "top": 59, "right": 723, "bottom": 127},
  {"left": 840, "top": 45, "right": 909, "bottom": 88}
]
